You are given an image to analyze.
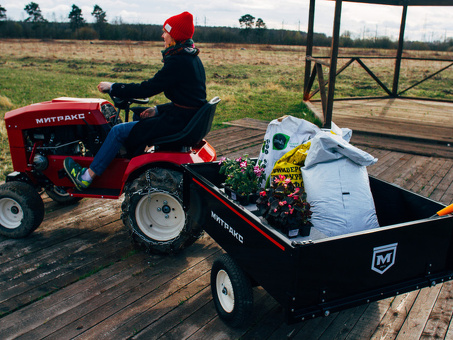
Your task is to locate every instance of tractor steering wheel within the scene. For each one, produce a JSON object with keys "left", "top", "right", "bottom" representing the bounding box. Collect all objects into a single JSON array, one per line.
[{"left": 109, "top": 93, "right": 150, "bottom": 123}]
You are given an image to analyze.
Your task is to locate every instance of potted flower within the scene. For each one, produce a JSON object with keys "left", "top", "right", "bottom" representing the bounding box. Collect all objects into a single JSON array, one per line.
[
  {"left": 256, "top": 174, "right": 312, "bottom": 237},
  {"left": 219, "top": 155, "right": 265, "bottom": 205}
]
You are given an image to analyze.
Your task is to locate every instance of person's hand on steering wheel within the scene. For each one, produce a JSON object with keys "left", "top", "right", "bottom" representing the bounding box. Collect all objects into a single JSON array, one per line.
[{"left": 97, "top": 82, "right": 113, "bottom": 93}]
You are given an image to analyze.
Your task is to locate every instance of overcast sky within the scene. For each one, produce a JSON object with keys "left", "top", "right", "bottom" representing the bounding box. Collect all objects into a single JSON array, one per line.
[{"left": 3, "top": 0, "right": 452, "bottom": 42}]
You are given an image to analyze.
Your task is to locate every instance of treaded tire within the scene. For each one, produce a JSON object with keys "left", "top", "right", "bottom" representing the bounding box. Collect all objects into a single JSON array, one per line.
[
  {"left": 121, "top": 168, "right": 203, "bottom": 254},
  {"left": 211, "top": 253, "right": 254, "bottom": 328},
  {"left": 0, "top": 181, "right": 44, "bottom": 238},
  {"left": 45, "top": 185, "right": 82, "bottom": 205}
]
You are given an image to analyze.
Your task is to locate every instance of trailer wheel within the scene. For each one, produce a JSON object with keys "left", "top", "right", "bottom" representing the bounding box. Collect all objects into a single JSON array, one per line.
[
  {"left": 211, "top": 253, "right": 253, "bottom": 328},
  {"left": 0, "top": 182, "right": 44, "bottom": 238},
  {"left": 121, "top": 168, "right": 203, "bottom": 254},
  {"left": 45, "top": 185, "right": 82, "bottom": 205}
]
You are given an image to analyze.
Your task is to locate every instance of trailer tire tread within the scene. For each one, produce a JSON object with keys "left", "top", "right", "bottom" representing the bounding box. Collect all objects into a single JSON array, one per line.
[{"left": 211, "top": 253, "right": 253, "bottom": 328}]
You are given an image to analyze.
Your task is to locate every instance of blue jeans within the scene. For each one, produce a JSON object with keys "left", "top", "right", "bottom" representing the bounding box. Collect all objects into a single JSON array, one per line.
[{"left": 90, "top": 121, "right": 138, "bottom": 176}]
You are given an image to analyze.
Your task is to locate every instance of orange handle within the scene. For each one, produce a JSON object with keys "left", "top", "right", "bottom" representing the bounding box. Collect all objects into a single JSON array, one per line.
[{"left": 437, "top": 203, "right": 453, "bottom": 216}]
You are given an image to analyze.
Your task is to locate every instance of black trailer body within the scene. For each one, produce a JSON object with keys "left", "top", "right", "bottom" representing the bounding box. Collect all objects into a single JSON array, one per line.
[{"left": 182, "top": 162, "right": 453, "bottom": 324}]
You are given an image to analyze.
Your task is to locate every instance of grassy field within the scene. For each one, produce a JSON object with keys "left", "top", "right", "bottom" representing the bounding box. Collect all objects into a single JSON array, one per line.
[{"left": 0, "top": 39, "right": 452, "bottom": 180}]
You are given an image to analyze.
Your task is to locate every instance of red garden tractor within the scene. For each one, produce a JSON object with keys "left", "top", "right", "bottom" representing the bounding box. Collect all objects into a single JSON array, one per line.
[{"left": 0, "top": 95, "right": 220, "bottom": 254}]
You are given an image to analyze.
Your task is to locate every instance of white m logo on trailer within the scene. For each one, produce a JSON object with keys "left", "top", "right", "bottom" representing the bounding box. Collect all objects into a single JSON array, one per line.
[{"left": 371, "top": 243, "right": 398, "bottom": 274}]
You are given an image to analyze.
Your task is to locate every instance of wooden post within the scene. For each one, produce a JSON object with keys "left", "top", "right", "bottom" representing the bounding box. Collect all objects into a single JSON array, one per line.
[
  {"left": 324, "top": 0, "right": 342, "bottom": 129},
  {"left": 393, "top": 5, "right": 407, "bottom": 97},
  {"left": 304, "top": 0, "right": 316, "bottom": 101}
]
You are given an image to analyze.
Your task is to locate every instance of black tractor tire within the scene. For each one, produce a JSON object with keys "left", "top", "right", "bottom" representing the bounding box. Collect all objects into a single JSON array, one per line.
[
  {"left": 121, "top": 168, "right": 203, "bottom": 254},
  {"left": 211, "top": 253, "right": 254, "bottom": 328},
  {"left": 0, "top": 181, "right": 45, "bottom": 238},
  {"left": 45, "top": 185, "right": 82, "bottom": 205}
]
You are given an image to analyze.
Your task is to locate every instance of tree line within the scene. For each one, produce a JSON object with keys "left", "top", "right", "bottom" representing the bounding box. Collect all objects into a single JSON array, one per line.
[{"left": 0, "top": 3, "right": 452, "bottom": 52}]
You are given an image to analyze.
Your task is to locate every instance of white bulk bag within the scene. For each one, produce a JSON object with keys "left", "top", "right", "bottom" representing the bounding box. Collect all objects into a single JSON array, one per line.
[
  {"left": 258, "top": 116, "right": 320, "bottom": 186},
  {"left": 302, "top": 132, "right": 379, "bottom": 237}
]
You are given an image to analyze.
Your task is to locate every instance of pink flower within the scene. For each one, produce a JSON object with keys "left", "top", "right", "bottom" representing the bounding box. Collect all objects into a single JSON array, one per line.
[
  {"left": 278, "top": 200, "right": 287, "bottom": 206},
  {"left": 254, "top": 166, "right": 264, "bottom": 177},
  {"left": 259, "top": 191, "right": 267, "bottom": 197},
  {"left": 240, "top": 161, "right": 247, "bottom": 168}
]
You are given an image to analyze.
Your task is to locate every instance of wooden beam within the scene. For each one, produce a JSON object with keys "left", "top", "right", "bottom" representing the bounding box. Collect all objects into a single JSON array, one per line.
[
  {"left": 325, "top": 0, "right": 342, "bottom": 129},
  {"left": 304, "top": 0, "right": 316, "bottom": 100},
  {"left": 392, "top": 5, "right": 407, "bottom": 96}
]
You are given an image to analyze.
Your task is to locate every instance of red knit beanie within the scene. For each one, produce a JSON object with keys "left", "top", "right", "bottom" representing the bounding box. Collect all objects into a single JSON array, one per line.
[{"left": 163, "top": 12, "right": 194, "bottom": 42}]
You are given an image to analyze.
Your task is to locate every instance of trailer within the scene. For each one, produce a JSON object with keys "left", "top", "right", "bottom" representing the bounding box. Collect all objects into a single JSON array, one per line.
[{"left": 182, "top": 161, "right": 453, "bottom": 328}]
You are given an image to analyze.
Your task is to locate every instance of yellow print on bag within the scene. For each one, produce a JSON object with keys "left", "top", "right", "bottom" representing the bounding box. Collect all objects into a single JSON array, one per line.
[{"left": 270, "top": 142, "right": 311, "bottom": 188}]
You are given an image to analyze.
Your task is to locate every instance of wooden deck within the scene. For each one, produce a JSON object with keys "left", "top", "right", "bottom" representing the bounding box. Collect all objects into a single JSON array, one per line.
[
  {"left": 306, "top": 98, "right": 453, "bottom": 159},
  {"left": 1, "top": 115, "right": 453, "bottom": 339}
]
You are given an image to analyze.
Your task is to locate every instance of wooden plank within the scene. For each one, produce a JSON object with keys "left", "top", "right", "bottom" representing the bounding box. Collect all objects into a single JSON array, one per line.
[
  {"left": 427, "top": 161, "right": 453, "bottom": 204},
  {"left": 0, "top": 252, "right": 147, "bottom": 338},
  {"left": 0, "top": 199, "right": 121, "bottom": 266},
  {"left": 418, "top": 159, "right": 453, "bottom": 201},
  {"left": 207, "top": 127, "right": 265, "bottom": 157},
  {"left": 315, "top": 305, "right": 368, "bottom": 339},
  {"left": 365, "top": 150, "right": 406, "bottom": 178},
  {"left": 223, "top": 117, "right": 270, "bottom": 131},
  {"left": 0, "top": 221, "right": 132, "bottom": 316},
  {"left": 421, "top": 281, "right": 453, "bottom": 339},
  {"left": 392, "top": 155, "right": 432, "bottom": 189},
  {"left": 394, "top": 285, "right": 443, "bottom": 339},
  {"left": 370, "top": 292, "right": 419, "bottom": 340},
  {"left": 377, "top": 154, "right": 415, "bottom": 183},
  {"left": 36, "top": 237, "right": 220, "bottom": 339},
  {"left": 345, "top": 299, "right": 395, "bottom": 339},
  {"left": 350, "top": 134, "right": 453, "bottom": 159},
  {"left": 404, "top": 157, "right": 444, "bottom": 193},
  {"left": 132, "top": 287, "right": 214, "bottom": 339}
]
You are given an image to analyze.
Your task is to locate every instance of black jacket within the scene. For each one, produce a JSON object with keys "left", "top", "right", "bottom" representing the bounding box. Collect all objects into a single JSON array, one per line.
[
  {"left": 111, "top": 53, "right": 207, "bottom": 155},
  {"left": 110, "top": 53, "right": 206, "bottom": 108}
]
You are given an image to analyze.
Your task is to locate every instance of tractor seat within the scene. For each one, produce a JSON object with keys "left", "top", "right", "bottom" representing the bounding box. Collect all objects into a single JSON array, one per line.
[{"left": 130, "top": 96, "right": 221, "bottom": 157}]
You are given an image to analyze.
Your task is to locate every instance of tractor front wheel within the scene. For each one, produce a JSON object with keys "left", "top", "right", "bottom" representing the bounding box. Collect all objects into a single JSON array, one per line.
[{"left": 0, "top": 181, "right": 44, "bottom": 238}]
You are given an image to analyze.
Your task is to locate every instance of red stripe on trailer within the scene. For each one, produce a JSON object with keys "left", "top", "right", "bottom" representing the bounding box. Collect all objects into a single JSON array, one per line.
[{"left": 192, "top": 177, "right": 286, "bottom": 251}]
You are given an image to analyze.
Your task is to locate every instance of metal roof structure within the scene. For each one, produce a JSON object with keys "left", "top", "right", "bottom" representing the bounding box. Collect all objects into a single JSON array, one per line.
[{"left": 303, "top": 0, "right": 453, "bottom": 128}]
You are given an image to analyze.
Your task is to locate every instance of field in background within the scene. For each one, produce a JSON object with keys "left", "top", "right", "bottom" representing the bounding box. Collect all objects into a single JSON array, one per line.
[{"left": 0, "top": 39, "right": 452, "bottom": 180}]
